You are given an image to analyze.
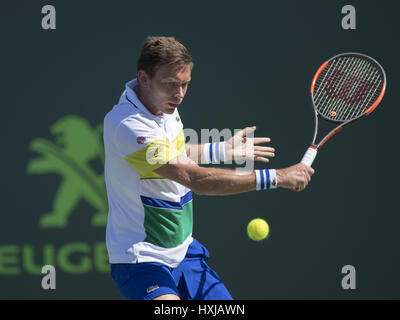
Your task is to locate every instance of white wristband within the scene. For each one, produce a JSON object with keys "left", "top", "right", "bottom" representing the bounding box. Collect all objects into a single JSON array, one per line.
[
  {"left": 255, "top": 169, "right": 278, "bottom": 190},
  {"left": 203, "top": 142, "right": 226, "bottom": 164}
]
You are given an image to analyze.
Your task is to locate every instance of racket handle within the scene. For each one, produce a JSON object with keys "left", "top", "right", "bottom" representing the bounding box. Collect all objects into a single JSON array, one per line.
[
  {"left": 293, "top": 147, "right": 318, "bottom": 191},
  {"left": 301, "top": 146, "right": 318, "bottom": 167}
]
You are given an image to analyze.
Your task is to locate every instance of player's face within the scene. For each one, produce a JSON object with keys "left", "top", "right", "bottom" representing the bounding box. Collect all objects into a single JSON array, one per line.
[{"left": 145, "top": 64, "right": 192, "bottom": 115}]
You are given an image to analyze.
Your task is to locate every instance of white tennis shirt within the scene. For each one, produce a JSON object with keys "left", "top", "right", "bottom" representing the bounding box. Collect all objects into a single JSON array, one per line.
[{"left": 104, "top": 78, "right": 193, "bottom": 267}]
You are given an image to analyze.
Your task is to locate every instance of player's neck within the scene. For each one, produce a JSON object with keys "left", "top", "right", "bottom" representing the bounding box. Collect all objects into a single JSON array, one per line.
[{"left": 134, "top": 85, "right": 163, "bottom": 117}]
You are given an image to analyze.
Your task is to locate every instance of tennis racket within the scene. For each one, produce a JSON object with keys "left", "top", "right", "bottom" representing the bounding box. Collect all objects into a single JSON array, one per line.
[{"left": 300, "top": 52, "right": 387, "bottom": 168}]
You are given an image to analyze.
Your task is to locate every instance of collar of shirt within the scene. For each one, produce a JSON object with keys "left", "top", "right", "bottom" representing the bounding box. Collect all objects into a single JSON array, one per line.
[{"left": 124, "top": 78, "right": 165, "bottom": 125}]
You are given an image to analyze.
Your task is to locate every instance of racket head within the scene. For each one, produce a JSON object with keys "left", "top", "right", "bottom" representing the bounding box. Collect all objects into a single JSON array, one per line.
[{"left": 310, "top": 53, "right": 386, "bottom": 124}]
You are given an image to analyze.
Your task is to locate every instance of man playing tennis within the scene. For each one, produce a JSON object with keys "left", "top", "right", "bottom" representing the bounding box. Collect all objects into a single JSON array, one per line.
[{"left": 104, "top": 36, "right": 314, "bottom": 300}]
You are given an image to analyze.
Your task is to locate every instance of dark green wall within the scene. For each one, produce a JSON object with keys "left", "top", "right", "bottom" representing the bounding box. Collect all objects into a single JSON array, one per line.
[{"left": 1, "top": 0, "right": 399, "bottom": 299}]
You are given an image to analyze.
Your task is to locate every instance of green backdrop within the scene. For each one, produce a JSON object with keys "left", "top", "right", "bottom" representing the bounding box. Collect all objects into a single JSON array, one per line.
[{"left": 1, "top": 0, "right": 399, "bottom": 299}]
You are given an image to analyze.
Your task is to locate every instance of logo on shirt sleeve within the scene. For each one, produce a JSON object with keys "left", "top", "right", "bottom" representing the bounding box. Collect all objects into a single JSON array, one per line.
[{"left": 136, "top": 136, "right": 146, "bottom": 144}]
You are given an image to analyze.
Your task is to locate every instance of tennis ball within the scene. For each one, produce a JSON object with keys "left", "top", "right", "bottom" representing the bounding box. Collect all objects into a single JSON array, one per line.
[{"left": 247, "top": 218, "right": 269, "bottom": 241}]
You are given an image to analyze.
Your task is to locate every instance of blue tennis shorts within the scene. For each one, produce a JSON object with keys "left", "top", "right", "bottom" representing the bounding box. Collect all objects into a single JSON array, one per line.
[{"left": 110, "top": 239, "right": 233, "bottom": 300}]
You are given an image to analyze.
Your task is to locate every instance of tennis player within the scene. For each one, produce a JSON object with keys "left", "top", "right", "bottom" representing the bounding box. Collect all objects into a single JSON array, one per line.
[{"left": 103, "top": 36, "right": 314, "bottom": 300}]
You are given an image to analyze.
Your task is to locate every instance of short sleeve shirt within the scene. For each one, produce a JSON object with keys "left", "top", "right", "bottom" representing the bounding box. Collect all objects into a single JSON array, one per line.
[{"left": 104, "top": 78, "right": 193, "bottom": 267}]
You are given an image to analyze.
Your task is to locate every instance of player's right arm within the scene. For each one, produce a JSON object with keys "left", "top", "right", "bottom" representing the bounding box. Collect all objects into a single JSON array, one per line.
[{"left": 154, "top": 154, "right": 315, "bottom": 195}]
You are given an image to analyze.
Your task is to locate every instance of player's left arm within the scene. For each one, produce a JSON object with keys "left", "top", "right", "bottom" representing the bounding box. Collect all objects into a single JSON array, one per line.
[
  {"left": 185, "top": 126, "right": 275, "bottom": 164},
  {"left": 185, "top": 143, "right": 202, "bottom": 162}
]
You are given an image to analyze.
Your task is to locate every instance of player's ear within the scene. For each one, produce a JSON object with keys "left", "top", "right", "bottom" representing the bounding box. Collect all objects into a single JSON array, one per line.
[{"left": 137, "top": 70, "right": 150, "bottom": 88}]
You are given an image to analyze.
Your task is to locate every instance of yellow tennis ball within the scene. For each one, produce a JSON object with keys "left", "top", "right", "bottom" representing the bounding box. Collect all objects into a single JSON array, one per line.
[{"left": 247, "top": 218, "right": 270, "bottom": 241}]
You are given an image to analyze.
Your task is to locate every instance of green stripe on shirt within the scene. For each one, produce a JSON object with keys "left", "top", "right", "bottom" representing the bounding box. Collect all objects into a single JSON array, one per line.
[{"left": 143, "top": 201, "right": 193, "bottom": 248}]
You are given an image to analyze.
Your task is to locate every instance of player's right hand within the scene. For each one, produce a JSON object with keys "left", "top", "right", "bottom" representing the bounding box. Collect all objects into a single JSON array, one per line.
[{"left": 276, "top": 163, "right": 315, "bottom": 191}]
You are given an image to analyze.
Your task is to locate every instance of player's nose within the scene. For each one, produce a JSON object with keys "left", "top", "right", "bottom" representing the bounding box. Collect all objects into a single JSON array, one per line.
[{"left": 175, "top": 86, "right": 185, "bottom": 99}]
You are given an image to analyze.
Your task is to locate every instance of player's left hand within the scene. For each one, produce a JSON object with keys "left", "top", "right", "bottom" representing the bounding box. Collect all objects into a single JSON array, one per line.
[{"left": 225, "top": 126, "right": 275, "bottom": 163}]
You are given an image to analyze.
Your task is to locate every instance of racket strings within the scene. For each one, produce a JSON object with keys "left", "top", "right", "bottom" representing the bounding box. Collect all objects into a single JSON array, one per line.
[
  {"left": 317, "top": 57, "right": 382, "bottom": 120},
  {"left": 362, "top": 68, "right": 383, "bottom": 108},
  {"left": 314, "top": 57, "right": 348, "bottom": 107},
  {"left": 315, "top": 57, "right": 357, "bottom": 117},
  {"left": 316, "top": 57, "right": 369, "bottom": 119},
  {"left": 336, "top": 60, "right": 375, "bottom": 120},
  {"left": 318, "top": 57, "right": 360, "bottom": 117},
  {"left": 313, "top": 56, "right": 384, "bottom": 122},
  {"left": 347, "top": 67, "right": 381, "bottom": 119}
]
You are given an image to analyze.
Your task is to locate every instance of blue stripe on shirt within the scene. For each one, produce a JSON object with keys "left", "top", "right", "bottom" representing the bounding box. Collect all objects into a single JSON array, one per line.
[{"left": 141, "top": 191, "right": 193, "bottom": 210}]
